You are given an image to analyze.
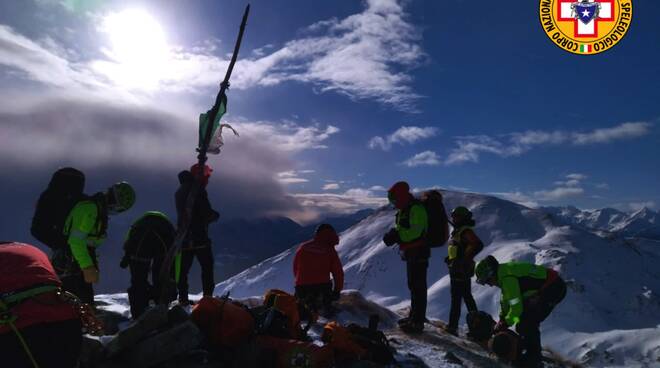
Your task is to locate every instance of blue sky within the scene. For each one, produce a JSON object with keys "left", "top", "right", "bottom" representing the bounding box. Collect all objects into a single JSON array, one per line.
[{"left": 0, "top": 0, "right": 659, "bottom": 230}]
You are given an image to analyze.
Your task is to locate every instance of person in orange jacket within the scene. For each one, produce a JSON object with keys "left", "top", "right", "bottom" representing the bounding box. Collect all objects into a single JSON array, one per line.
[{"left": 293, "top": 224, "right": 344, "bottom": 314}]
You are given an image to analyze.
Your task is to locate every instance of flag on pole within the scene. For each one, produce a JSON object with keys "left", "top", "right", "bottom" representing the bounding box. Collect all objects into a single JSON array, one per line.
[{"left": 198, "top": 95, "right": 227, "bottom": 154}]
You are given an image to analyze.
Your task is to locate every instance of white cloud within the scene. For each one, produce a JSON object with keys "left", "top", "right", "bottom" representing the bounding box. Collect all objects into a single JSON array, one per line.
[
  {"left": 566, "top": 173, "right": 588, "bottom": 181},
  {"left": 322, "top": 183, "right": 340, "bottom": 190},
  {"left": 277, "top": 170, "right": 316, "bottom": 185},
  {"left": 238, "top": 122, "right": 340, "bottom": 152},
  {"left": 1, "top": 0, "right": 425, "bottom": 111},
  {"left": 445, "top": 123, "right": 652, "bottom": 165},
  {"left": 628, "top": 201, "right": 657, "bottom": 211},
  {"left": 368, "top": 126, "right": 438, "bottom": 150},
  {"left": 491, "top": 192, "right": 539, "bottom": 208},
  {"left": 533, "top": 187, "right": 585, "bottom": 201},
  {"left": 572, "top": 122, "right": 652, "bottom": 144},
  {"left": 402, "top": 150, "right": 441, "bottom": 167},
  {"left": 595, "top": 183, "right": 610, "bottom": 190},
  {"left": 369, "top": 185, "right": 386, "bottom": 191},
  {"left": 288, "top": 188, "right": 387, "bottom": 223}
]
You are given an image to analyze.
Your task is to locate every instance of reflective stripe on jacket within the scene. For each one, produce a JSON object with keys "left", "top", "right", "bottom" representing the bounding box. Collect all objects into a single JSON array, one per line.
[
  {"left": 63, "top": 200, "right": 105, "bottom": 269},
  {"left": 497, "top": 262, "right": 549, "bottom": 326}
]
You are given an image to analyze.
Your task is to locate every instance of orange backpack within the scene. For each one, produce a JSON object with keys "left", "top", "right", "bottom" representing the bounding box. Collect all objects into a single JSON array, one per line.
[
  {"left": 256, "top": 335, "right": 334, "bottom": 368},
  {"left": 321, "top": 321, "right": 368, "bottom": 360},
  {"left": 263, "top": 289, "right": 302, "bottom": 339},
  {"left": 191, "top": 295, "right": 255, "bottom": 348}
]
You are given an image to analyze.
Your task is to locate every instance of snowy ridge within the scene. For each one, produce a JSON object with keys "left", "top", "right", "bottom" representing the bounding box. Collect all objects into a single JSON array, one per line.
[
  {"left": 216, "top": 190, "right": 660, "bottom": 367},
  {"left": 543, "top": 205, "right": 660, "bottom": 240}
]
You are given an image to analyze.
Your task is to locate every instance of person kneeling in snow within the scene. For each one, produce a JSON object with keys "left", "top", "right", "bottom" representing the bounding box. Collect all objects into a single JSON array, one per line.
[
  {"left": 475, "top": 255, "right": 567, "bottom": 367},
  {"left": 293, "top": 224, "right": 344, "bottom": 316}
]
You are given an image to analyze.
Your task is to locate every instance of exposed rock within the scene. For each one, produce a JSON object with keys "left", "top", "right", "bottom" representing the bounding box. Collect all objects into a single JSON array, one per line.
[
  {"left": 79, "top": 335, "right": 106, "bottom": 368},
  {"left": 106, "top": 304, "right": 169, "bottom": 357},
  {"left": 125, "top": 320, "right": 205, "bottom": 368}
]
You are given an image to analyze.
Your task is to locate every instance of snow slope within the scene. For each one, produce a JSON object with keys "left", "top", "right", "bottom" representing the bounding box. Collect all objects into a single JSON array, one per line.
[{"left": 216, "top": 190, "right": 660, "bottom": 367}]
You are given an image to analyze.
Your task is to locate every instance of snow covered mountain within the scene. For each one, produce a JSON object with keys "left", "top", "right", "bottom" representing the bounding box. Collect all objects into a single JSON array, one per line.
[
  {"left": 216, "top": 190, "right": 660, "bottom": 367},
  {"left": 543, "top": 205, "right": 660, "bottom": 240}
]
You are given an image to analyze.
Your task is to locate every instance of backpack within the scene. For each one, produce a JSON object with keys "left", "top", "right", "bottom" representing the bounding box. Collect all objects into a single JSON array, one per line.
[
  {"left": 31, "top": 168, "right": 86, "bottom": 249},
  {"left": 255, "top": 335, "right": 334, "bottom": 368},
  {"left": 466, "top": 310, "right": 495, "bottom": 342},
  {"left": 191, "top": 295, "right": 255, "bottom": 349},
  {"left": 258, "top": 289, "right": 303, "bottom": 340},
  {"left": 420, "top": 190, "right": 450, "bottom": 248},
  {"left": 490, "top": 329, "right": 521, "bottom": 363},
  {"left": 322, "top": 316, "right": 395, "bottom": 365}
]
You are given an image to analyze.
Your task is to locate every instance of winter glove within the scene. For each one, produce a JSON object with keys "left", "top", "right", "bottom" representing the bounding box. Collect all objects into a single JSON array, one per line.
[
  {"left": 119, "top": 255, "right": 129, "bottom": 269},
  {"left": 399, "top": 217, "right": 410, "bottom": 228},
  {"left": 331, "top": 290, "right": 341, "bottom": 301},
  {"left": 494, "top": 320, "right": 508, "bottom": 333},
  {"left": 82, "top": 266, "right": 100, "bottom": 284},
  {"left": 208, "top": 210, "right": 220, "bottom": 223},
  {"left": 383, "top": 228, "right": 400, "bottom": 246}
]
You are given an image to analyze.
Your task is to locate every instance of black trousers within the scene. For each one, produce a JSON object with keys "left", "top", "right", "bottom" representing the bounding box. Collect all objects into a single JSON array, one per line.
[
  {"left": 295, "top": 282, "right": 333, "bottom": 312},
  {"left": 516, "top": 278, "right": 567, "bottom": 367},
  {"left": 0, "top": 319, "right": 82, "bottom": 368},
  {"left": 52, "top": 247, "right": 96, "bottom": 304},
  {"left": 406, "top": 257, "right": 428, "bottom": 324},
  {"left": 177, "top": 244, "right": 215, "bottom": 298},
  {"left": 127, "top": 255, "right": 166, "bottom": 319},
  {"left": 448, "top": 274, "right": 478, "bottom": 329}
]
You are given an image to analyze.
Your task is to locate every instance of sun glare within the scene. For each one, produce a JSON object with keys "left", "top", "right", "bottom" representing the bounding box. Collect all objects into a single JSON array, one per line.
[{"left": 100, "top": 9, "right": 170, "bottom": 90}]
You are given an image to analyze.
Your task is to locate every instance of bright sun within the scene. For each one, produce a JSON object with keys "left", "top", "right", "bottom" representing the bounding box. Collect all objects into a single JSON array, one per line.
[{"left": 99, "top": 9, "right": 170, "bottom": 90}]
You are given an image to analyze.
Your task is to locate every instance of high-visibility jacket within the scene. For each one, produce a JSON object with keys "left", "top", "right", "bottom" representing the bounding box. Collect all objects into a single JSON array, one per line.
[
  {"left": 497, "top": 262, "right": 559, "bottom": 326},
  {"left": 63, "top": 199, "right": 106, "bottom": 269},
  {"left": 395, "top": 201, "right": 428, "bottom": 252}
]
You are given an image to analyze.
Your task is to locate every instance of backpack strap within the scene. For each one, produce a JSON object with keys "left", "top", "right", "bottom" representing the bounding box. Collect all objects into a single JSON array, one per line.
[{"left": 0, "top": 285, "right": 59, "bottom": 368}]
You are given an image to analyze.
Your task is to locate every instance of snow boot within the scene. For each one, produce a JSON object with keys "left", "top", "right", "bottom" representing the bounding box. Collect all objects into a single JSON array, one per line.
[
  {"left": 397, "top": 316, "right": 411, "bottom": 326},
  {"left": 441, "top": 325, "right": 458, "bottom": 337},
  {"left": 399, "top": 320, "right": 424, "bottom": 334}
]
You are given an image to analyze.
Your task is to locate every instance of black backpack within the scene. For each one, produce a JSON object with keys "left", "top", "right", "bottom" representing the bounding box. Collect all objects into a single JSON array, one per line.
[
  {"left": 31, "top": 168, "right": 86, "bottom": 249},
  {"left": 346, "top": 315, "right": 395, "bottom": 365},
  {"left": 420, "top": 190, "right": 450, "bottom": 248},
  {"left": 466, "top": 311, "right": 496, "bottom": 342}
]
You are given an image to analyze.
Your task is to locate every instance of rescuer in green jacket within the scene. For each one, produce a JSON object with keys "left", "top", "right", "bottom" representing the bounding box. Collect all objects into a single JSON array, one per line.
[
  {"left": 475, "top": 256, "right": 566, "bottom": 367},
  {"left": 383, "top": 181, "right": 429, "bottom": 333},
  {"left": 53, "top": 182, "right": 136, "bottom": 304}
]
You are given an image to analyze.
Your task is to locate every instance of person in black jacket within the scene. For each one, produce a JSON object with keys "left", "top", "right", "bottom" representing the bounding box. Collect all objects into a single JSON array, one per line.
[
  {"left": 175, "top": 166, "right": 219, "bottom": 304},
  {"left": 120, "top": 211, "right": 176, "bottom": 318}
]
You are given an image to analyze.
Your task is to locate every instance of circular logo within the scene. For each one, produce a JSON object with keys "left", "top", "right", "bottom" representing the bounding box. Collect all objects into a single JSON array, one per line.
[{"left": 539, "top": 0, "right": 633, "bottom": 55}]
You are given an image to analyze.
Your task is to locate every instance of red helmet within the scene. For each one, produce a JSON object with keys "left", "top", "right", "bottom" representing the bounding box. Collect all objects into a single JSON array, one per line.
[
  {"left": 388, "top": 181, "right": 411, "bottom": 209},
  {"left": 190, "top": 164, "right": 213, "bottom": 186}
]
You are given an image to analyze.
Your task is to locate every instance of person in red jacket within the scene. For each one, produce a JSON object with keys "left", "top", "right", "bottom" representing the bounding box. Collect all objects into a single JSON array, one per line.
[
  {"left": 0, "top": 242, "right": 82, "bottom": 368},
  {"left": 293, "top": 224, "right": 344, "bottom": 315}
]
